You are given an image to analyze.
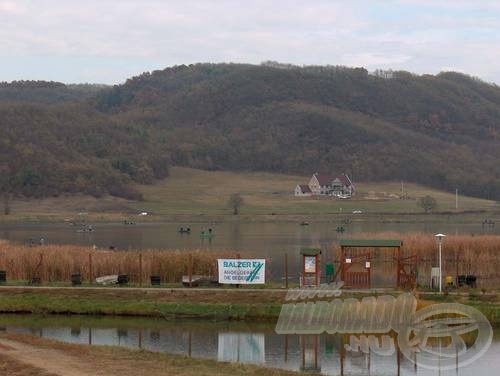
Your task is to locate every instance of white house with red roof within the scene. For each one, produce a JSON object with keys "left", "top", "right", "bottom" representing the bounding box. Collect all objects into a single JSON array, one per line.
[{"left": 295, "top": 172, "right": 355, "bottom": 197}]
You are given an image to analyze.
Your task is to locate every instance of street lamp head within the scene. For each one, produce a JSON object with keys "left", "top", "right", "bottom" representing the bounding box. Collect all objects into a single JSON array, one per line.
[{"left": 435, "top": 233, "right": 446, "bottom": 242}]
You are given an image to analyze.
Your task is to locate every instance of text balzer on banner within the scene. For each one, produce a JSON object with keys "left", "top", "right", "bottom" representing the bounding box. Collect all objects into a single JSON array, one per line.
[{"left": 218, "top": 259, "right": 266, "bottom": 284}]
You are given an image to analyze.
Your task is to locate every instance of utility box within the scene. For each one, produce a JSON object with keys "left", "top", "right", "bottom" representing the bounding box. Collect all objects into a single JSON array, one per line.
[
  {"left": 430, "top": 267, "right": 440, "bottom": 289},
  {"left": 325, "top": 263, "right": 334, "bottom": 283}
]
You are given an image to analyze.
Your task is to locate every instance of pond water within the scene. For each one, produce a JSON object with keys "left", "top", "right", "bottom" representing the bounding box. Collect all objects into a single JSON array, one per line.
[
  {"left": 0, "top": 315, "right": 498, "bottom": 375},
  {"left": 1, "top": 221, "right": 498, "bottom": 254}
]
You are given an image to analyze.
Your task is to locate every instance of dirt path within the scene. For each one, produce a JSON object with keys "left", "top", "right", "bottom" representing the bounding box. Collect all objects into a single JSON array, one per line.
[
  {"left": 0, "top": 333, "right": 303, "bottom": 376},
  {"left": 0, "top": 337, "right": 92, "bottom": 376}
]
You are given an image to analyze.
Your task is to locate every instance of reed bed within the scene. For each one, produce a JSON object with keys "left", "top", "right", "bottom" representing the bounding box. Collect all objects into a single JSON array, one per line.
[
  {"left": 1, "top": 233, "right": 500, "bottom": 287},
  {"left": 0, "top": 240, "right": 235, "bottom": 284}
]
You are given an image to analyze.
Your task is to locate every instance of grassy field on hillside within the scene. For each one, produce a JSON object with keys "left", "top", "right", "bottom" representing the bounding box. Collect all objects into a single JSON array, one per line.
[
  {"left": 3, "top": 167, "right": 498, "bottom": 222},
  {"left": 130, "top": 167, "right": 498, "bottom": 216}
]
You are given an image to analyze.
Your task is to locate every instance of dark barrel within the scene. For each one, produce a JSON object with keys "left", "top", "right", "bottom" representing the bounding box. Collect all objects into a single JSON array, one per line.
[
  {"left": 71, "top": 274, "right": 82, "bottom": 286},
  {"left": 150, "top": 275, "right": 161, "bottom": 286},
  {"left": 117, "top": 274, "right": 129, "bottom": 285},
  {"left": 466, "top": 275, "right": 477, "bottom": 288}
]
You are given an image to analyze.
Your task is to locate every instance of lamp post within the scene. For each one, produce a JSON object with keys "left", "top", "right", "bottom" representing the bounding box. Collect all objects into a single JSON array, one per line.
[{"left": 435, "top": 233, "right": 446, "bottom": 293}]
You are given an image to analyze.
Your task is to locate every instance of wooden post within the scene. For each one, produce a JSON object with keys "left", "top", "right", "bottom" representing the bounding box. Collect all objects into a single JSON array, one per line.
[
  {"left": 368, "top": 258, "right": 371, "bottom": 289},
  {"left": 139, "top": 253, "right": 143, "bottom": 287},
  {"left": 284, "top": 253, "right": 289, "bottom": 289},
  {"left": 39, "top": 253, "right": 44, "bottom": 282},
  {"left": 188, "top": 253, "right": 193, "bottom": 288},
  {"left": 341, "top": 246, "right": 346, "bottom": 283},
  {"left": 88, "top": 252, "right": 93, "bottom": 285},
  {"left": 266, "top": 257, "right": 271, "bottom": 286},
  {"left": 397, "top": 246, "right": 401, "bottom": 289},
  {"left": 315, "top": 254, "right": 319, "bottom": 287}
]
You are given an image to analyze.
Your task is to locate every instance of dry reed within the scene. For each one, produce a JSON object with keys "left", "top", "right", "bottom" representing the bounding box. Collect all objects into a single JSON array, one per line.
[
  {"left": 1, "top": 233, "right": 500, "bottom": 287},
  {"left": 0, "top": 240, "right": 234, "bottom": 284}
]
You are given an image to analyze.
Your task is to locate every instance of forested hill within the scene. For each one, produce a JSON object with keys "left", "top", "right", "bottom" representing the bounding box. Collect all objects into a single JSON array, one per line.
[
  {"left": 94, "top": 63, "right": 500, "bottom": 200},
  {"left": 2, "top": 63, "right": 500, "bottom": 201},
  {"left": 0, "top": 81, "right": 107, "bottom": 105}
]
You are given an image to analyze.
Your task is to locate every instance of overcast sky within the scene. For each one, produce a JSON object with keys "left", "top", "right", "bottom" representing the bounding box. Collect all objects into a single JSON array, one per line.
[{"left": 1, "top": 0, "right": 500, "bottom": 84}]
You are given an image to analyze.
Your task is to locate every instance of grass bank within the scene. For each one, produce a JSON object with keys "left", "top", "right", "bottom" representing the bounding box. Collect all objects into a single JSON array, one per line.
[
  {"left": 0, "top": 287, "right": 285, "bottom": 321},
  {"left": 1, "top": 287, "right": 500, "bottom": 327}
]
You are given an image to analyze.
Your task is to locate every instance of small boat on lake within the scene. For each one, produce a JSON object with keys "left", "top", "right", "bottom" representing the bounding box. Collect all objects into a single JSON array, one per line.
[
  {"left": 200, "top": 228, "right": 215, "bottom": 238},
  {"left": 77, "top": 225, "right": 94, "bottom": 233}
]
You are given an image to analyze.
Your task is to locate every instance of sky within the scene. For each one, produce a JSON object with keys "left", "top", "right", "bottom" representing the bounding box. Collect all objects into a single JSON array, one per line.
[{"left": 1, "top": 0, "right": 500, "bottom": 84}]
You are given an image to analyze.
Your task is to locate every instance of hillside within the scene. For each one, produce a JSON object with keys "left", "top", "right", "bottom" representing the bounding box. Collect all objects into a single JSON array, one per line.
[
  {"left": 0, "top": 103, "right": 169, "bottom": 201},
  {"left": 2, "top": 63, "right": 500, "bottom": 203},
  {"left": 5, "top": 167, "right": 498, "bottom": 221},
  {"left": 96, "top": 63, "right": 500, "bottom": 200},
  {"left": 0, "top": 81, "right": 106, "bottom": 105}
]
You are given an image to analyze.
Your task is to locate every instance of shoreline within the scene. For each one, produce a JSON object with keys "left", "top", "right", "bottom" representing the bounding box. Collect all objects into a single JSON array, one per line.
[
  {"left": 1, "top": 209, "right": 499, "bottom": 225},
  {"left": 1, "top": 286, "right": 499, "bottom": 326}
]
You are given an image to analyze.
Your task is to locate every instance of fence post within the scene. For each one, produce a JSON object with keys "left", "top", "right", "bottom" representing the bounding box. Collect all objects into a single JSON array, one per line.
[
  {"left": 284, "top": 253, "right": 288, "bottom": 289},
  {"left": 188, "top": 253, "right": 193, "bottom": 288},
  {"left": 88, "top": 252, "right": 93, "bottom": 285},
  {"left": 266, "top": 257, "right": 271, "bottom": 286},
  {"left": 139, "top": 253, "right": 143, "bottom": 287}
]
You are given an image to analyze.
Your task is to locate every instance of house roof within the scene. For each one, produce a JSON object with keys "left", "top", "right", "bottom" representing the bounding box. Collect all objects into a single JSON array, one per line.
[
  {"left": 314, "top": 173, "right": 354, "bottom": 188},
  {"left": 313, "top": 173, "right": 336, "bottom": 186},
  {"left": 298, "top": 184, "right": 311, "bottom": 193},
  {"left": 333, "top": 174, "right": 354, "bottom": 188}
]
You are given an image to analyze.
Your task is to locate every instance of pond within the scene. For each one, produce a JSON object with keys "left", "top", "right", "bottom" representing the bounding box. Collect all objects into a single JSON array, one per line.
[
  {"left": 0, "top": 314, "right": 498, "bottom": 375},
  {"left": 1, "top": 221, "right": 498, "bottom": 254}
]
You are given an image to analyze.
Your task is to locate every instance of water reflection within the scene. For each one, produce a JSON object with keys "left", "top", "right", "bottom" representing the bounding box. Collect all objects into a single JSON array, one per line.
[{"left": 0, "top": 316, "right": 498, "bottom": 375}]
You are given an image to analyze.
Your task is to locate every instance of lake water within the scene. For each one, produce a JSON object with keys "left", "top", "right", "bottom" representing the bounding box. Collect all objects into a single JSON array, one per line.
[
  {"left": 1, "top": 221, "right": 498, "bottom": 254},
  {"left": 0, "top": 315, "right": 498, "bottom": 375}
]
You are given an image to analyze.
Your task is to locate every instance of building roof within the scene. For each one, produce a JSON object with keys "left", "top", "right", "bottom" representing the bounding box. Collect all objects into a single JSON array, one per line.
[
  {"left": 300, "top": 247, "right": 322, "bottom": 255},
  {"left": 314, "top": 173, "right": 354, "bottom": 188},
  {"left": 313, "top": 173, "right": 336, "bottom": 186},
  {"left": 339, "top": 239, "right": 402, "bottom": 247},
  {"left": 297, "top": 184, "right": 311, "bottom": 193},
  {"left": 333, "top": 174, "right": 354, "bottom": 188}
]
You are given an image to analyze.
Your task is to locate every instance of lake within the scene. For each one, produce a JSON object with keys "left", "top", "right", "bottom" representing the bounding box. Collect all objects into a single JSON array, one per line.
[
  {"left": 1, "top": 221, "right": 498, "bottom": 254},
  {"left": 0, "top": 314, "right": 498, "bottom": 375}
]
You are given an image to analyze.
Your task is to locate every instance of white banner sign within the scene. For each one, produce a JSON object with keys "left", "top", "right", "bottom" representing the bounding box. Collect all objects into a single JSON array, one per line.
[{"left": 217, "top": 259, "right": 266, "bottom": 284}]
